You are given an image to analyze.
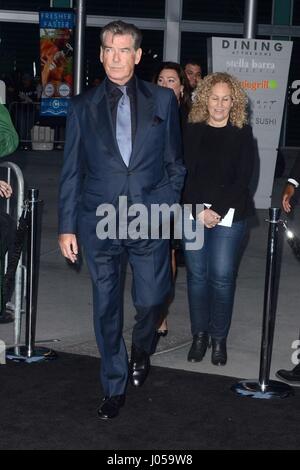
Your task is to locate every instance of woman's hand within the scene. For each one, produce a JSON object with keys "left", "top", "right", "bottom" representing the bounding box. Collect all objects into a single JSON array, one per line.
[
  {"left": 197, "top": 208, "right": 221, "bottom": 228},
  {"left": 0, "top": 180, "right": 12, "bottom": 198}
]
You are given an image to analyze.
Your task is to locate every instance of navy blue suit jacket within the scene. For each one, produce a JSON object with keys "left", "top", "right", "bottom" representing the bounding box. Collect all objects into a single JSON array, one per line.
[{"left": 58, "top": 77, "right": 186, "bottom": 251}]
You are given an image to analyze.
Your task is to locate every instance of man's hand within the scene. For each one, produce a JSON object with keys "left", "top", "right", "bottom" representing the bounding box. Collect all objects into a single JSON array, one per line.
[
  {"left": 58, "top": 233, "right": 78, "bottom": 263},
  {"left": 197, "top": 208, "right": 221, "bottom": 228},
  {"left": 0, "top": 180, "right": 12, "bottom": 198},
  {"left": 282, "top": 183, "right": 295, "bottom": 213}
]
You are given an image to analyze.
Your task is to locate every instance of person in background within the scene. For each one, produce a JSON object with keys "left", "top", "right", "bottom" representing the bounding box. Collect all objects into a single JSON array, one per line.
[
  {"left": 184, "top": 60, "right": 202, "bottom": 92},
  {"left": 182, "top": 72, "right": 255, "bottom": 366},
  {"left": 0, "top": 103, "right": 19, "bottom": 320},
  {"left": 281, "top": 155, "right": 300, "bottom": 214},
  {"left": 58, "top": 21, "right": 185, "bottom": 420},
  {"left": 1, "top": 74, "right": 18, "bottom": 106},
  {"left": 276, "top": 154, "right": 300, "bottom": 384},
  {"left": 154, "top": 61, "right": 191, "bottom": 130},
  {"left": 0, "top": 181, "right": 14, "bottom": 269},
  {"left": 17, "top": 73, "right": 38, "bottom": 104},
  {"left": 0, "top": 104, "right": 19, "bottom": 157},
  {"left": 0, "top": 180, "right": 14, "bottom": 304},
  {"left": 153, "top": 61, "right": 191, "bottom": 337}
]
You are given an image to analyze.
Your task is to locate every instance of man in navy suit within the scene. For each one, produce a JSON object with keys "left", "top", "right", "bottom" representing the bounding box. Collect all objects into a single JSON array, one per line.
[
  {"left": 276, "top": 154, "right": 300, "bottom": 385},
  {"left": 58, "top": 21, "right": 185, "bottom": 419},
  {"left": 281, "top": 154, "right": 300, "bottom": 214}
]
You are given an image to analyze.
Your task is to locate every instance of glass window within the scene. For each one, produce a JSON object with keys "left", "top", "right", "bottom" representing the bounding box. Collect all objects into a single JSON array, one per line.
[
  {"left": 286, "top": 38, "right": 300, "bottom": 146},
  {"left": 257, "top": 0, "right": 273, "bottom": 24},
  {"left": 86, "top": 0, "right": 165, "bottom": 19},
  {"left": 0, "top": 22, "right": 40, "bottom": 76},
  {"left": 182, "top": 0, "right": 272, "bottom": 24},
  {"left": 0, "top": 20, "right": 163, "bottom": 93},
  {"left": 180, "top": 32, "right": 209, "bottom": 77},
  {"left": 181, "top": 32, "right": 241, "bottom": 77},
  {"left": 84, "top": 28, "right": 102, "bottom": 88},
  {"left": 136, "top": 29, "right": 164, "bottom": 81},
  {"left": 0, "top": 0, "right": 50, "bottom": 10},
  {"left": 182, "top": 0, "right": 244, "bottom": 22},
  {"left": 85, "top": 27, "right": 164, "bottom": 87},
  {"left": 293, "top": 1, "right": 300, "bottom": 26},
  {"left": 0, "top": 0, "right": 166, "bottom": 17}
]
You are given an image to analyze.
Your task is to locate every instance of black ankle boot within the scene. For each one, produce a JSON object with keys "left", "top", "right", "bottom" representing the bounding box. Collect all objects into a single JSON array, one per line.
[
  {"left": 211, "top": 338, "right": 227, "bottom": 366},
  {"left": 276, "top": 363, "right": 300, "bottom": 384},
  {"left": 187, "top": 332, "right": 209, "bottom": 362}
]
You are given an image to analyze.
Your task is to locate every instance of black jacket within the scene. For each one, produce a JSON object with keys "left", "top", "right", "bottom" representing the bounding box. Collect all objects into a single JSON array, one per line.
[
  {"left": 288, "top": 154, "right": 300, "bottom": 183},
  {"left": 182, "top": 121, "right": 255, "bottom": 221}
]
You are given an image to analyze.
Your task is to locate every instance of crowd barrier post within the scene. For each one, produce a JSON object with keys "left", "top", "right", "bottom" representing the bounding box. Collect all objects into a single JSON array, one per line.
[{"left": 232, "top": 208, "right": 294, "bottom": 399}]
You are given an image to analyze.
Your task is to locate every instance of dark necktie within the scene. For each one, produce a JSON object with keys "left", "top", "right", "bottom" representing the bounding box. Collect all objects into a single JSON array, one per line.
[{"left": 116, "top": 86, "right": 132, "bottom": 167}]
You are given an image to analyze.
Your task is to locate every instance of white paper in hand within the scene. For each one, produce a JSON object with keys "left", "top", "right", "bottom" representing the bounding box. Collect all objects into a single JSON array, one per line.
[
  {"left": 204, "top": 204, "right": 235, "bottom": 228},
  {"left": 218, "top": 208, "right": 235, "bottom": 227}
]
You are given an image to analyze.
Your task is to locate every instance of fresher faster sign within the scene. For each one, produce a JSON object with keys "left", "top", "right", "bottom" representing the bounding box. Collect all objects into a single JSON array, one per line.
[{"left": 208, "top": 37, "right": 293, "bottom": 209}]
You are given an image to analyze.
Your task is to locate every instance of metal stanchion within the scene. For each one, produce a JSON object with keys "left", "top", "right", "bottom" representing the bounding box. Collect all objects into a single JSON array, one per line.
[
  {"left": 232, "top": 208, "right": 294, "bottom": 399},
  {"left": 6, "top": 189, "right": 57, "bottom": 362}
]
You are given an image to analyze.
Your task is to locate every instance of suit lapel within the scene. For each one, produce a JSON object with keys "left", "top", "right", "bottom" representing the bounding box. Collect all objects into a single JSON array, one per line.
[
  {"left": 130, "top": 79, "right": 155, "bottom": 165},
  {"left": 89, "top": 80, "right": 125, "bottom": 164}
]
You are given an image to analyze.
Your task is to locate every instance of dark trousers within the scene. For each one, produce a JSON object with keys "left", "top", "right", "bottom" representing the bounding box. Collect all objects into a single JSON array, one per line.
[
  {"left": 0, "top": 212, "right": 16, "bottom": 255},
  {"left": 0, "top": 212, "right": 16, "bottom": 310},
  {"left": 84, "top": 237, "right": 172, "bottom": 397}
]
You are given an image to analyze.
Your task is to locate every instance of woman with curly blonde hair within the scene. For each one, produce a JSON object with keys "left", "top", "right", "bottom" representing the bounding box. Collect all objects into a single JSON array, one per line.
[
  {"left": 189, "top": 72, "right": 248, "bottom": 128},
  {"left": 182, "top": 72, "right": 255, "bottom": 366}
]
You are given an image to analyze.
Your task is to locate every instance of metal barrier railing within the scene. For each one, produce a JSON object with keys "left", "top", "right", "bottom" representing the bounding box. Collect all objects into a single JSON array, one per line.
[
  {"left": 0, "top": 162, "right": 25, "bottom": 347},
  {"left": 8, "top": 101, "right": 65, "bottom": 147},
  {"left": 5, "top": 188, "right": 57, "bottom": 363}
]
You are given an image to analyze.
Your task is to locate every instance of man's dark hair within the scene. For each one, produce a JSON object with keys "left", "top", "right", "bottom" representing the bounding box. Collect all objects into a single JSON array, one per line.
[
  {"left": 184, "top": 59, "right": 202, "bottom": 69},
  {"left": 100, "top": 20, "right": 143, "bottom": 51}
]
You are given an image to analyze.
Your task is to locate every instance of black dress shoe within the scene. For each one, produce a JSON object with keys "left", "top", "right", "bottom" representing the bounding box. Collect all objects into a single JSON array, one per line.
[
  {"left": 187, "top": 332, "right": 209, "bottom": 362},
  {"left": 97, "top": 394, "right": 125, "bottom": 420},
  {"left": 276, "top": 363, "right": 300, "bottom": 385},
  {"left": 129, "top": 345, "right": 150, "bottom": 387},
  {"left": 211, "top": 338, "right": 227, "bottom": 366}
]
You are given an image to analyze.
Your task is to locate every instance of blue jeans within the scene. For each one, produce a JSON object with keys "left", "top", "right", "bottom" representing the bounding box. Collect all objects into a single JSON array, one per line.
[{"left": 183, "top": 219, "right": 247, "bottom": 339}]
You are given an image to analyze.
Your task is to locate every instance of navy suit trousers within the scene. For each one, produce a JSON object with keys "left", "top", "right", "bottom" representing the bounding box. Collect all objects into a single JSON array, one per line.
[{"left": 84, "top": 237, "right": 171, "bottom": 397}]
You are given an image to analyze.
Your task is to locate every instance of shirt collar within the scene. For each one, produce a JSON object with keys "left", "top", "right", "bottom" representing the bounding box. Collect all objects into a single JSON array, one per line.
[{"left": 106, "top": 75, "right": 136, "bottom": 97}]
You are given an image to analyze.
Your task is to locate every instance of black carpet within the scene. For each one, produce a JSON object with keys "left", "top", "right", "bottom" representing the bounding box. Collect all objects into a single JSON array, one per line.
[{"left": 0, "top": 352, "right": 299, "bottom": 450}]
